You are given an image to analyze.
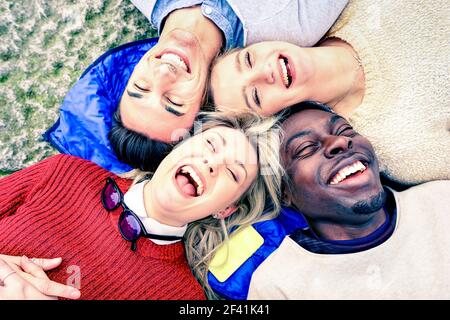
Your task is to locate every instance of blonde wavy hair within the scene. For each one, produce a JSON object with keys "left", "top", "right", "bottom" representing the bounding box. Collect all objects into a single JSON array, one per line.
[{"left": 120, "top": 110, "right": 283, "bottom": 299}]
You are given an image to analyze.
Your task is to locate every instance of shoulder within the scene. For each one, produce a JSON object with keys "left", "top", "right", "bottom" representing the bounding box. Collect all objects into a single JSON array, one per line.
[
  {"left": 253, "top": 236, "right": 300, "bottom": 274},
  {"left": 393, "top": 180, "right": 450, "bottom": 213},
  {"left": 165, "top": 256, "right": 207, "bottom": 300},
  {"left": 248, "top": 237, "right": 300, "bottom": 299},
  {"left": 80, "top": 38, "right": 158, "bottom": 79},
  {"left": 43, "top": 154, "right": 112, "bottom": 178},
  {"left": 398, "top": 181, "right": 450, "bottom": 198},
  {"left": 47, "top": 154, "right": 101, "bottom": 167},
  {"left": 239, "top": 0, "right": 348, "bottom": 47}
]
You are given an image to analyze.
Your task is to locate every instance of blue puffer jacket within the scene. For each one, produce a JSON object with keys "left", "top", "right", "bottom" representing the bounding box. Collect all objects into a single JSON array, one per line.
[
  {"left": 208, "top": 206, "right": 308, "bottom": 300},
  {"left": 43, "top": 38, "right": 159, "bottom": 174}
]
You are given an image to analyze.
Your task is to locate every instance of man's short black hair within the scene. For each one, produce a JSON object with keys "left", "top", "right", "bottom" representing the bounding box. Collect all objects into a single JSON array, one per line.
[
  {"left": 108, "top": 109, "right": 172, "bottom": 172},
  {"left": 280, "top": 101, "right": 334, "bottom": 124}
]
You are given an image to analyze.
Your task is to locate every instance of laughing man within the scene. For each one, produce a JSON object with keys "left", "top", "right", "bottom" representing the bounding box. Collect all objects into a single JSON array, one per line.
[{"left": 249, "top": 102, "right": 450, "bottom": 299}]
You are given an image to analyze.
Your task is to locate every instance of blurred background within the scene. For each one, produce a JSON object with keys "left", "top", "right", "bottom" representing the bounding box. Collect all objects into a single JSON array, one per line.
[{"left": 0, "top": 0, "right": 157, "bottom": 176}]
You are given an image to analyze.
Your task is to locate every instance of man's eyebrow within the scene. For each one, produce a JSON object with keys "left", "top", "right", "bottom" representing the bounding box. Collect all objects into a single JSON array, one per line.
[
  {"left": 284, "top": 130, "right": 312, "bottom": 153},
  {"left": 165, "top": 105, "right": 185, "bottom": 117},
  {"left": 127, "top": 89, "right": 143, "bottom": 99},
  {"left": 329, "top": 114, "right": 346, "bottom": 126}
]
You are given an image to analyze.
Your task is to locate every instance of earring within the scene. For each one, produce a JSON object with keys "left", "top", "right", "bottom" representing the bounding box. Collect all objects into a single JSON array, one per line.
[{"left": 212, "top": 213, "right": 219, "bottom": 219}]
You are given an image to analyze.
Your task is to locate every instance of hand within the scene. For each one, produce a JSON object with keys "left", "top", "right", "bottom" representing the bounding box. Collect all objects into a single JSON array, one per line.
[
  {"left": 0, "top": 254, "right": 63, "bottom": 272},
  {"left": 0, "top": 256, "right": 81, "bottom": 300}
]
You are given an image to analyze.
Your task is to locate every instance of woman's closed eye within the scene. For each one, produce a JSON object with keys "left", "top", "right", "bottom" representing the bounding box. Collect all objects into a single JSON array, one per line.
[
  {"left": 166, "top": 96, "right": 183, "bottom": 107},
  {"left": 134, "top": 82, "right": 150, "bottom": 92},
  {"left": 227, "top": 168, "right": 239, "bottom": 183},
  {"left": 245, "top": 51, "right": 252, "bottom": 68},
  {"left": 252, "top": 87, "right": 261, "bottom": 108},
  {"left": 164, "top": 96, "right": 185, "bottom": 117},
  {"left": 206, "top": 138, "right": 216, "bottom": 153}
]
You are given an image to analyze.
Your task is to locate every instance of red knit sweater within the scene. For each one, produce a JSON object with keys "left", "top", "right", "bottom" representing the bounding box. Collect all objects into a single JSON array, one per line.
[{"left": 0, "top": 155, "right": 205, "bottom": 300}]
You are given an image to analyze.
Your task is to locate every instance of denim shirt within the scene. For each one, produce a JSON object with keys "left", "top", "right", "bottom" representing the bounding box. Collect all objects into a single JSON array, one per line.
[{"left": 150, "top": 0, "right": 244, "bottom": 50}]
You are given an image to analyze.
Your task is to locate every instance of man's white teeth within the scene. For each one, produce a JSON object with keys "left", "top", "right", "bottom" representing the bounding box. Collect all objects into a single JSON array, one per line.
[
  {"left": 330, "top": 161, "right": 366, "bottom": 185},
  {"left": 180, "top": 165, "right": 204, "bottom": 195},
  {"left": 279, "top": 58, "right": 290, "bottom": 87},
  {"left": 161, "top": 53, "right": 188, "bottom": 72}
]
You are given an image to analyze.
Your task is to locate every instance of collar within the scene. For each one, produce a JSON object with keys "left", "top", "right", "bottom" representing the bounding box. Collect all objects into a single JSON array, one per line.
[
  {"left": 123, "top": 181, "right": 187, "bottom": 245},
  {"left": 290, "top": 187, "right": 398, "bottom": 254}
]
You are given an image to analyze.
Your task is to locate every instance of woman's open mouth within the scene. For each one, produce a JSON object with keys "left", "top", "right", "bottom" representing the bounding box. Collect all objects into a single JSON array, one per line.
[
  {"left": 156, "top": 49, "right": 191, "bottom": 74},
  {"left": 278, "top": 54, "right": 293, "bottom": 88},
  {"left": 175, "top": 165, "right": 205, "bottom": 197}
]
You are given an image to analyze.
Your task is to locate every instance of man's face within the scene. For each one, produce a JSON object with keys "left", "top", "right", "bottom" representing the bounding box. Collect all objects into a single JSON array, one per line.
[
  {"left": 119, "top": 29, "right": 209, "bottom": 142},
  {"left": 281, "top": 109, "right": 385, "bottom": 222}
]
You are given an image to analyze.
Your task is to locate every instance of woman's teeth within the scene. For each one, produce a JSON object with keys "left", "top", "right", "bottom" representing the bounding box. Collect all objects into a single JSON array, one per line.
[
  {"left": 330, "top": 161, "right": 367, "bottom": 185},
  {"left": 180, "top": 165, "right": 204, "bottom": 196},
  {"left": 278, "top": 57, "right": 291, "bottom": 88},
  {"left": 160, "top": 53, "right": 188, "bottom": 72}
]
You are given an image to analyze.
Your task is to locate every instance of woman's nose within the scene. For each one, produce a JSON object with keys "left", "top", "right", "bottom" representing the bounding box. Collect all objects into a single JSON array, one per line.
[
  {"left": 252, "top": 63, "right": 275, "bottom": 84},
  {"left": 203, "top": 158, "right": 218, "bottom": 177}
]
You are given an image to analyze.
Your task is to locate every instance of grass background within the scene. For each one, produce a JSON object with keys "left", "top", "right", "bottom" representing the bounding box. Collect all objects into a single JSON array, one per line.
[{"left": 0, "top": 0, "right": 157, "bottom": 176}]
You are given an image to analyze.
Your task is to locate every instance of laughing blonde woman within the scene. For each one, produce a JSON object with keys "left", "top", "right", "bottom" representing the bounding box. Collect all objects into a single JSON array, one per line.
[{"left": 0, "top": 111, "right": 282, "bottom": 300}]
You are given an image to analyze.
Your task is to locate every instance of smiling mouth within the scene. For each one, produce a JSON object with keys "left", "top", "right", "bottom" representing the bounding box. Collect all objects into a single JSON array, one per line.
[
  {"left": 156, "top": 51, "right": 191, "bottom": 73},
  {"left": 329, "top": 160, "right": 368, "bottom": 185},
  {"left": 278, "top": 55, "right": 293, "bottom": 88},
  {"left": 175, "top": 165, "right": 205, "bottom": 197}
]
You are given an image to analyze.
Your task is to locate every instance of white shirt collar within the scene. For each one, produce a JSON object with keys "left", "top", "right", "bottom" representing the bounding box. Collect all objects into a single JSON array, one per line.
[{"left": 123, "top": 181, "right": 187, "bottom": 245}]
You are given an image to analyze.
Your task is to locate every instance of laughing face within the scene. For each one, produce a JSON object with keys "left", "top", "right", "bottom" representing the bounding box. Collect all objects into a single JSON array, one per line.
[
  {"left": 210, "top": 41, "right": 314, "bottom": 116},
  {"left": 144, "top": 126, "right": 259, "bottom": 227},
  {"left": 119, "top": 29, "right": 210, "bottom": 142},
  {"left": 281, "top": 109, "right": 385, "bottom": 222}
]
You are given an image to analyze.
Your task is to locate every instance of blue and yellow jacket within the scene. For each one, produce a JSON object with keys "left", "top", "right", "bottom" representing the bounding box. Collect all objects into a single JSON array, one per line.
[{"left": 208, "top": 207, "right": 307, "bottom": 300}]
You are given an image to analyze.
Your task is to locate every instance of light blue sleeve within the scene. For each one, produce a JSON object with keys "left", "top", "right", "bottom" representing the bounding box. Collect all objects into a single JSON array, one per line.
[
  {"left": 297, "top": 0, "right": 349, "bottom": 46},
  {"left": 130, "top": 0, "right": 244, "bottom": 49},
  {"left": 130, "top": 0, "right": 202, "bottom": 33}
]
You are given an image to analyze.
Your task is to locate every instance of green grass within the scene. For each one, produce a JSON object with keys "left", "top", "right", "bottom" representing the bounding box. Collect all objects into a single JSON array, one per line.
[{"left": 0, "top": 0, "right": 157, "bottom": 177}]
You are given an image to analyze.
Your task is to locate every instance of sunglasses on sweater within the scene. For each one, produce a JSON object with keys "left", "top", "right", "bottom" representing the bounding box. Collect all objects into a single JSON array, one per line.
[{"left": 101, "top": 177, "right": 183, "bottom": 251}]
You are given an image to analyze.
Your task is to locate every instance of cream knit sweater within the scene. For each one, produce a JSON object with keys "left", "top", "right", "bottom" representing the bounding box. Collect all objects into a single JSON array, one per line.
[
  {"left": 327, "top": 0, "right": 450, "bottom": 185},
  {"left": 248, "top": 181, "right": 450, "bottom": 300}
]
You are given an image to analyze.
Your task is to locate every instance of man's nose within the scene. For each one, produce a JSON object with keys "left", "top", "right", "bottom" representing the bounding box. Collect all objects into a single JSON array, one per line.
[
  {"left": 153, "top": 63, "right": 177, "bottom": 91},
  {"left": 324, "top": 136, "right": 353, "bottom": 158}
]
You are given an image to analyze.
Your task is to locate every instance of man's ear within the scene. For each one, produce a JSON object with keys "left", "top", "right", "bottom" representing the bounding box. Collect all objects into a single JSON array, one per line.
[
  {"left": 281, "top": 182, "right": 293, "bottom": 207},
  {"left": 217, "top": 205, "right": 238, "bottom": 219},
  {"left": 283, "top": 191, "right": 293, "bottom": 207}
]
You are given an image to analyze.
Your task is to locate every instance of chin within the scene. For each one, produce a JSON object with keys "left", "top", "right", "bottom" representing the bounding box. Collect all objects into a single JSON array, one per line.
[{"left": 351, "top": 188, "right": 386, "bottom": 215}]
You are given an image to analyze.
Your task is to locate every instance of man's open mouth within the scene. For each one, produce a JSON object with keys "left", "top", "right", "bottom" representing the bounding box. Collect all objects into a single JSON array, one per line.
[
  {"left": 175, "top": 165, "right": 204, "bottom": 197},
  {"left": 328, "top": 160, "right": 368, "bottom": 185},
  {"left": 156, "top": 50, "right": 191, "bottom": 73},
  {"left": 278, "top": 55, "right": 293, "bottom": 88}
]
